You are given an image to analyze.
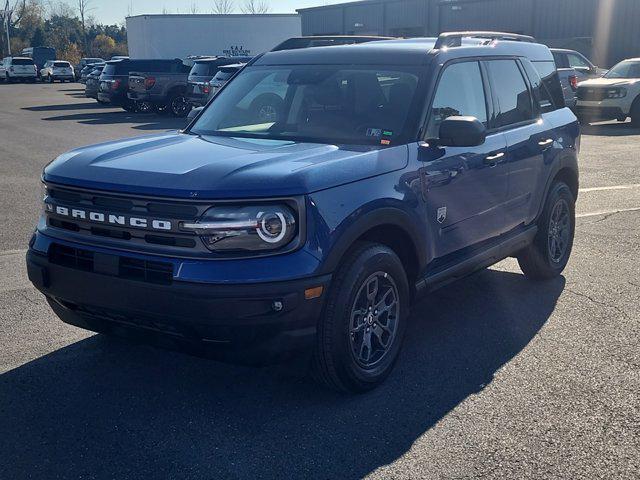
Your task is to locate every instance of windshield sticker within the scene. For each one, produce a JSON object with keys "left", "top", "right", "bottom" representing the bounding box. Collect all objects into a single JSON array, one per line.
[
  {"left": 380, "top": 139, "right": 391, "bottom": 145},
  {"left": 382, "top": 130, "right": 394, "bottom": 137},
  {"left": 366, "top": 128, "right": 382, "bottom": 137}
]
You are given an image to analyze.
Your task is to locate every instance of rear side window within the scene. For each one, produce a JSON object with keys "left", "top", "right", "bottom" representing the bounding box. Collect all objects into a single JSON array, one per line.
[
  {"left": 521, "top": 60, "right": 557, "bottom": 113},
  {"left": 426, "top": 61, "right": 487, "bottom": 138},
  {"left": 486, "top": 60, "right": 534, "bottom": 129},
  {"left": 532, "top": 61, "right": 566, "bottom": 110},
  {"left": 552, "top": 52, "right": 567, "bottom": 68}
]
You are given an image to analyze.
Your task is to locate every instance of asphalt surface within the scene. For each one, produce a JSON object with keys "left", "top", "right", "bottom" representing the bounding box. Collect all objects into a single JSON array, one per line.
[{"left": 0, "top": 83, "right": 639, "bottom": 479}]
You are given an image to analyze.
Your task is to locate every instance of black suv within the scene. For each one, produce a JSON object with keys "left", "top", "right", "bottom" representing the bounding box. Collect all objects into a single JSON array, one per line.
[{"left": 186, "top": 56, "right": 252, "bottom": 107}]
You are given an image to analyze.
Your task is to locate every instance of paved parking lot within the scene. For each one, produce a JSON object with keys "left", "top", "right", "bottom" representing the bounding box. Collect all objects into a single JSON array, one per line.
[{"left": 1, "top": 83, "right": 638, "bottom": 479}]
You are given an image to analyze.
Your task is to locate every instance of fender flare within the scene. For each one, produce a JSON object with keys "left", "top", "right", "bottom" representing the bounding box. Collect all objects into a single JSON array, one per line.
[
  {"left": 534, "top": 149, "right": 579, "bottom": 222},
  {"left": 318, "top": 206, "right": 428, "bottom": 276}
]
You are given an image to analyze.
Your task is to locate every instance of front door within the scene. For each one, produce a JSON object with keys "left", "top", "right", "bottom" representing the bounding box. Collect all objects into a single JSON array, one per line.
[{"left": 420, "top": 60, "right": 509, "bottom": 258}]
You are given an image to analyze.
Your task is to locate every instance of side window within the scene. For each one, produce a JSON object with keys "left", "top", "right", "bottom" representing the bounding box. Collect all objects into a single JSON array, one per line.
[
  {"left": 426, "top": 61, "right": 487, "bottom": 139},
  {"left": 552, "top": 52, "right": 567, "bottom": 68},
  {"left": 567, "top": 53, "right": 590, "bottom": 69},
  {"left": 521, "top": 60, "right": 556, "bottom": 113},
  {"left": 486, "top": 60, "right": 534, "bottom": 129}
]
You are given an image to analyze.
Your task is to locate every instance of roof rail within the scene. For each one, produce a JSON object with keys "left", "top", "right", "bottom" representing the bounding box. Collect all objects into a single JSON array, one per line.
[{"left": 434, "top": 31, "right": 536, "bottom": 49}]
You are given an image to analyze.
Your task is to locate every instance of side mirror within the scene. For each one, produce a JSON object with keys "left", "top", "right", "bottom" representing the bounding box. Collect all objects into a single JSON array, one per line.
[
  {"left": 187, "top": 106, "right": 204, "bottom": 122},
  {"left": 437, "top": 116, "right": 486, "bottom": 147}
]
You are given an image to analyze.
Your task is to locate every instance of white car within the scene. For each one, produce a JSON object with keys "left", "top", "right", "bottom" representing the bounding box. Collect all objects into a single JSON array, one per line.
[
  {"left": 40, "top": 60, "right": 75, "bottom": 83},
  {"left": 0, "top": 56, "right": 37, "bottom": 82},
  {"left": 575, "top": 58, "right": 640, "bottom": 127}
]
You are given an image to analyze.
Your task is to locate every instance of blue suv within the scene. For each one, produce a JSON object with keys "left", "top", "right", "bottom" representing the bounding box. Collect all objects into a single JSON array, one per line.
[{"left": 27, "top": 32, "right": 580, "bottom": 392}]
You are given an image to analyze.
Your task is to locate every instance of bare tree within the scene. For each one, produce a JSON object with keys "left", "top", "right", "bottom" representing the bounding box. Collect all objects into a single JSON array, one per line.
[
  {"left": 77, "top": 0, "right": 93, "bottom": 51},
  {"left": 241, "top": 0, "right": 269, "bottom": 14},
  {"left": 212, "top": 0, "right": 234, "bottom": 14},
  {"left": 189, "top": 2, "right": 199, "bottom": 13},
  {"left": 1, "top": 0, "right": 26, "bottom": 56}
]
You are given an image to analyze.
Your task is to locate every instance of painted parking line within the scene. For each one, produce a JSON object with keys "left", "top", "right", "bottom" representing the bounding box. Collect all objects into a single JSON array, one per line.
[
  {"left": 577, "top": 207, "right": 640, "bottom": 218},
  {"left": 579, "top": 184, "right": 640, "bottom": 193}
]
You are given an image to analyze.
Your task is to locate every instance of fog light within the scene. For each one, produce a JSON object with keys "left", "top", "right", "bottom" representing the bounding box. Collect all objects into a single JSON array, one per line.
[{"left": 272, "top": 300, "right": 283, "bottom": 312}]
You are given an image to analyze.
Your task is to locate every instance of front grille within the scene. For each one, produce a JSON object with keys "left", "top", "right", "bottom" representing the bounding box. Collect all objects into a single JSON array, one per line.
[
  {"left": 45, "top": 185, "right": 207, "bottom": 254},
  {"left": 49, "top": 244, "right": 173, "bottom": 285},
  {"left": 577, "top": 87, "right": 608, "bottom": 101}
]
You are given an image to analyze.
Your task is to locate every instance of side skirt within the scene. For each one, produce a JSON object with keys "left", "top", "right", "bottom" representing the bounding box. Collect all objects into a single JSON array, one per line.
[{"left": 414, "top": 225, "right": 537, "bottom": 297}]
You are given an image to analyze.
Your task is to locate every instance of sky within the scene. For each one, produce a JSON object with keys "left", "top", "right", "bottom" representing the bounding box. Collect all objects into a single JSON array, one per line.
[{"left": 91, "top": 0, "right": 350, "bottom": 25}]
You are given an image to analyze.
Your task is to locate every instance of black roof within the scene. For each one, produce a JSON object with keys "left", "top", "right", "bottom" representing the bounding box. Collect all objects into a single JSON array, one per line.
[{"left": 256, "top": 35, "right": 554, "bottom": 67}]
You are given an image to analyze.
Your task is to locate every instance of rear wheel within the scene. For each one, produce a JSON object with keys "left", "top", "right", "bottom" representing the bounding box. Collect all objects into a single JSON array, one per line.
[
  {"left": 312, "top": 243, "right": 409, "bottom": 393},
  {"left": 168, "top": 92, "right": 191, "bottom": 117},
  {"left": 135, "top": 101, "right": 155, "bottom": 114},
  {"left": 122, "top": 100, "right": 137, "bottom": 112},
  {"left": 517, "top": 181, "right": 575, "bottom": 280}
]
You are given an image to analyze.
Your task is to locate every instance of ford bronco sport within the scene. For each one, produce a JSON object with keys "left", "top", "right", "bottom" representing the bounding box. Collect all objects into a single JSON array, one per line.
[{"left": 27, "top": 32, "right": 580, "bottom": 392}]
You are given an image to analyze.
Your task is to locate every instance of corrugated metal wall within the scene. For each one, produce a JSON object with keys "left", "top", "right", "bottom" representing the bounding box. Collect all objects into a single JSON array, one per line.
[{"left": 299, "top": 0, "right": 640, "bottom": 67}]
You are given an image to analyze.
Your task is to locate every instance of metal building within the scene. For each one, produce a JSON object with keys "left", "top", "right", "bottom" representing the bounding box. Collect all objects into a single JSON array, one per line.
[{"left": 298, "top": 0, "right": 640, "bottom": 67}]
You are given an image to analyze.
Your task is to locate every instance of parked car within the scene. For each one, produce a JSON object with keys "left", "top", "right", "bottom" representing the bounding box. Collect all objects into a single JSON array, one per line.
[
  {"left": 0, "top": 57, "right": 37, "bottom": 82},
  {"left": 21, "top": 46, "right": 56, "bottom": 71},
  {"left": 75, "top": 57, "right": 104, "bottom": 80},
  {"left": 78, "top": 63, "right": 104, "bottom": 84},
  {"left": 27, "top": 32, "right": 579, "bottom": 392},
  {"left": 186, "top": 56, "right": 252, "bottom": 107},
  {"left": 40, "top": 60, "right": 75, "bottom": 82},
  {"left": 551, "top": 48, "right": 606, "bottom": 81},
  {"left": 127, "top": 58, "right": 203, "bottom": 116},
  {"left": 575, "top": 58, "right": 640, "bottom": 126},
  {"left": 97, "top": 59, "right": 163, "bottom": 112},
  {"left": 272, "top": 35, "right": 394, "bottom": 51},
  {"left": 84, "top": 65, "right": 105, "bottom": 101}
]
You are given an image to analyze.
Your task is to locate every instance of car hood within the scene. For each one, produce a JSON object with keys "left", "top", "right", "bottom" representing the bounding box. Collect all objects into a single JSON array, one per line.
[
  {"left": 578, "top": 77, "right": 639, "bottom": 87},
  {"left": 44, "top": 132, "right": 409, "bottom": 199}
]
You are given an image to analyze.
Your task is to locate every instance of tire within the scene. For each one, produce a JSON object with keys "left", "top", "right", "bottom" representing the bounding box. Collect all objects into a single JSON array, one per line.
[
  {"left": 517, "top": 181, "right": 575, "bottom": 280},
  {"left": 312, "top": 242, "right": 410, "bottom": 393},
  {"left": 249, "top": 93, "right": 284, "bottom": 123},
  {"left": 168, "top": 92, "right": 191, "bottom": 117},
  {"left": 135, "top": 101, "right": 155, "bottom": 114},
  {"left": 122, "top": 100, "right": 137, "bottom": 112},
  {"left": 631, "top": 98, "right": 640, "bottom": 128}
]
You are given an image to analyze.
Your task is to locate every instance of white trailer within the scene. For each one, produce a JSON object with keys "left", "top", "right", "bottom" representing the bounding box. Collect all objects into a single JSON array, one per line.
[{"left": 126, "top": 14, "right": 302, "bottom": 59}]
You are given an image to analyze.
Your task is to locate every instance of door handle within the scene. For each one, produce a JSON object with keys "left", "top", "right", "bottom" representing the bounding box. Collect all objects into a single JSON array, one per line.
[
  {"left": 484, "top": 152, "right": 505, "bottom": 164},
  {"left": 538, "top": 138, "right": 554, "bottom": 147}
]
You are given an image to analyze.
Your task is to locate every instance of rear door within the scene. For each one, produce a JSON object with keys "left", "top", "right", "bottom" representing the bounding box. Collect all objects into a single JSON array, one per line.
[
  {"left": 484, "top": 59, "right": 557, "bottom": 229},
  {"left": 420, "top": 60, "right": 509, "bottom": 257}
]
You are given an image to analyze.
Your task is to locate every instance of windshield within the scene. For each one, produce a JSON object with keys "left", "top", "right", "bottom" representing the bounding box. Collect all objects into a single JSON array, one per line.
[
  {"left": 191, "top": 65, "right": 421, "bottom": 145},
  {"left": 605, "top": 60, "right": 640, "bottom": 79},
  {"left": 54, "top": 62, "right": 70, "bottom": 67}
]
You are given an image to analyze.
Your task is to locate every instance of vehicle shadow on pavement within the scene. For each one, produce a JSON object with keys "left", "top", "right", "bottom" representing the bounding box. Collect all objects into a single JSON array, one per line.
[
  {"left": 581, "top": 121, "right": 640, "bottom": 136},
  {"left": 0, "top": 269, "right": 564, "bottom": 479},
  {"left": 23, "top": 103, "right": 118, "bottom": 112},
  {"left": 28, "top": 110, "right": 187, "bottom": 131}
]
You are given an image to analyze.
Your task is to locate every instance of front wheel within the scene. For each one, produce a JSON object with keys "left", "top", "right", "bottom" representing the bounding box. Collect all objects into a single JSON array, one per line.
[
  {"left": 631, "top": 98, "right": 640, "bottom": 128},
  {"left": 517, "top": 182, "right": 575, "bottom": 280},
  {"left": 312, "top": 243, "right": 409, "bottom": 393}
]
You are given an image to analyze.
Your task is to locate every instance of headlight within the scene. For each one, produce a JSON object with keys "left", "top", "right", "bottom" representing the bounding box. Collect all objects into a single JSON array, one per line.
[
  {"left": 606, "top": 88, "right": 627, "bottom": 98},
  {"left": 180, "top": 204, "right": 297, "bottom": 252}
]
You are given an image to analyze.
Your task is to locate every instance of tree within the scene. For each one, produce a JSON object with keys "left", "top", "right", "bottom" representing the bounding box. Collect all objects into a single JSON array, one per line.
[
  {"left": 30, "top": 24, "right": 43, "bottom": 45},
  {"left": 90, "top": 32, "right": 115, "bottom": 58},
  {"left": 212, "top": 0, "right": 234, "bottom": 14},
  {"left": 76, "top": 0, "right": 92, "bottom": 49},
  {"left": 190, "top": 2, "right": 199, "bottom": 14},
  {"left": 241, "top": 0, "right": 269, "bottom": 14}
]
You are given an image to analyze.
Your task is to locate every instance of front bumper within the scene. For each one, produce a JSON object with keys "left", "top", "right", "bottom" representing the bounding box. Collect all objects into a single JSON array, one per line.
[
  {"left": 575, "top": 100, "right": 630, "bottom": 120},
  {"left": 26, "top": 240, "right": 330, "bottom": 363}
]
